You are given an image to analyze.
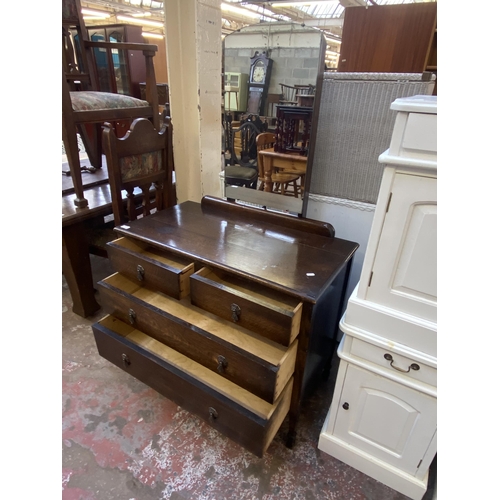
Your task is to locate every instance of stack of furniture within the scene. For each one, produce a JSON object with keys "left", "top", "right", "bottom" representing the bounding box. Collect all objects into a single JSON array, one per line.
[
  {"left": 274, "top": 105, "right": 313, "bottom": 156},
  {"left": 62, "top": 0, "right": 161, "bottom": 208},
  {"left": 318, "top": 95, "right": 437, "bottom": 500}
]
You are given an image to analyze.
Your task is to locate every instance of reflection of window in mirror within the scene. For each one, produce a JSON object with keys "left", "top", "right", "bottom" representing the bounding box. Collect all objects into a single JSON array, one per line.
[{"left": 223, "top": 22, "right": 326, "bottom": 217}]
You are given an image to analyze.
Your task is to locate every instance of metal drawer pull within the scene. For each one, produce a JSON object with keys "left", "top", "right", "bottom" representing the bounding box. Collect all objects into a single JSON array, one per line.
[
  {"left": 342, "top": 402, "right": 349, "bottom": 410},
  {"left": 384, "top": 353, "right": 420, "bottom": 372},
  {"left": 217, "top": 355, "right": 228, "bottom": 374},
  {"left": 137, "top": 265, "right": 145, "bottom": 281},
  {"left": 230, "top": 303, "right": 241, "bottom": 322},
  {"left": 208, "top": 407, "right": 218, "bottom": 421},
  {"left": 128, "top": 308, "right": 136, "bottom": 325},
  {"left": 122, "top": 353, "right": 131, "bottom": 367}
]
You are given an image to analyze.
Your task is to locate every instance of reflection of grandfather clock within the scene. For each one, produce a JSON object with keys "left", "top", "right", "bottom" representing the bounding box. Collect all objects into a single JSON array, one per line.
[{"left": 247, "top": 51, "right": 273, "bottom": 116}]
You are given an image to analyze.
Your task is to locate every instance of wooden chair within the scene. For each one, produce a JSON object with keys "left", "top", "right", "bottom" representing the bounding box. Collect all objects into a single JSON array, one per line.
[
  {"left": 256, "top": 133, "right": 300, "bottom": 198},
  {"left": 224, "top": 121, "right": 260, "bottom": 189},
  {"left": 278, "top": 83, "right": 299, "bottom": 106},
  {"left": 102, "top": 117, "right": 176, "bottom": 227},
  {"left": 63, "top": 0, "right": 161, "bottom": 208}
]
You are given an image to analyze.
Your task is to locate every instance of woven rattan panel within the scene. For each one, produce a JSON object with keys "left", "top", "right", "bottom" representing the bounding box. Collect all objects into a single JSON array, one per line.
[{"left": 310, "top": 73, "right": 435, "bottom": 204}]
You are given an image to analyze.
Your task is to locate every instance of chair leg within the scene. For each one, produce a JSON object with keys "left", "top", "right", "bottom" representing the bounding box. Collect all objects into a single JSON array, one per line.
[
  {"left": 293, "top": 180, "right": 299, "bottom": 198},
  {"left": 63, "top": 123, "right": 88, "bottom": 208}
]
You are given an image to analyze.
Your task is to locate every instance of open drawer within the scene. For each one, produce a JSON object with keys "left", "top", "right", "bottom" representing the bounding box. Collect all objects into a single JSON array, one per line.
[
  {"left": 98, "top": 273, "right": 297, "bottom": 404},
  {"left": 92, "top": 315, "right": 293, "bottom": 457},
  {"left": 190, "top": 267, "right": 303, "bottom": 346},
  {"left": 107, "top": 237, "right": 195, "bottom": 299}
]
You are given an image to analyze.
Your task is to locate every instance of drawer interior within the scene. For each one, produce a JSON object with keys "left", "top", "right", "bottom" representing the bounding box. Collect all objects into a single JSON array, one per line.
[
  {"left": 193, "top": 267, "right": 302, "bottom": 315},
  {"left": 101, "top": 273, "right": 297, "bottom": 370},
  {"left": 98, "top": 315, "right": 289, "bottom": 420},
  {"left": 110, "top": 237, "right": 195, "bottom": 274}
]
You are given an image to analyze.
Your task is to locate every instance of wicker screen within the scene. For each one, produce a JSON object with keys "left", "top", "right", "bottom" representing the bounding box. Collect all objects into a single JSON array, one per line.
[{"left": 309, "top": 73, "right": 435, "bottom": 204}]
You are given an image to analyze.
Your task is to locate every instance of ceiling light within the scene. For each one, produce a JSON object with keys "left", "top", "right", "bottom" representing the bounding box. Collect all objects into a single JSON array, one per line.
[
  {"left": 133, "top": 12, "right": 152, "bottom": 17},
  {"left": 142, "top": 32, "right": 164, "bottom": 39},
  {"left": 221, "top": 2, "right": 261, "bottom": 19},
  {"left": 116, "top": 15, "right": 164, "bottom": 28},
  {"left": 271, "top": 2, "right": 327, "bottom": 7},
  {"left": 81, "top": 8, "right": 110, "bottom": 18}
]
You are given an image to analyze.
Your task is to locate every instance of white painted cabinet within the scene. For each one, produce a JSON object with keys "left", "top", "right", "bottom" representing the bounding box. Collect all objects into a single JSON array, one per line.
[
  {"left": 365, "top": 172, "right": 437, "bottom": 323},
  {"left": 319, "top": 95, "right": 437, "bottom": 500},
  {"left": 332, "top": 363, "right": 436, "bottom": 476}
]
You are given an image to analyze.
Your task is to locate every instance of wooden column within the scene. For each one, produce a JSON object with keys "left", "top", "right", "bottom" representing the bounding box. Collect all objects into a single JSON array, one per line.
[{"left": 163, "top": 0, "right": 222, "bottom": 204}]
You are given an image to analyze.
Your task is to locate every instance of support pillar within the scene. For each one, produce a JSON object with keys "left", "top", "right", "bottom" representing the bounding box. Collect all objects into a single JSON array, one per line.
[{"left": 164, "top": 0, "right": 222, "bottom": 204}]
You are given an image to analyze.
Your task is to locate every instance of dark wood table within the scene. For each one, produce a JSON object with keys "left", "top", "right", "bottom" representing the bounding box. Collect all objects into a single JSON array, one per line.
[{"left": 62, "top": 183, "right": 115, "bottom": 317}]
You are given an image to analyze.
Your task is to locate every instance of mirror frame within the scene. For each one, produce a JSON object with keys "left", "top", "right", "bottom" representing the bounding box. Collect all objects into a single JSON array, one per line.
[{"left": 222, "top": 22, "right": 326, "bottom": 216}]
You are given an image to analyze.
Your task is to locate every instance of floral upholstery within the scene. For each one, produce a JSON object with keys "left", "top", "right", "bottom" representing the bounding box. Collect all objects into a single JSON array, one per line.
[
  {"left": 70, "top": 91, "right": 149, "bottom": 112},
  {"left": 119, "top": 150, "right": 163, "bottom": 182}
]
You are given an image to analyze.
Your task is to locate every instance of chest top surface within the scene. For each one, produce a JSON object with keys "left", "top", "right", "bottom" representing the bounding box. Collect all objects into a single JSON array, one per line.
[{"left": 114, "top": 200, "right": 358, "bottom": 303}]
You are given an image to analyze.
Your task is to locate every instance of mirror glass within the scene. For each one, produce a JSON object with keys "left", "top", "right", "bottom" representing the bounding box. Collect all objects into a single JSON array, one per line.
[{"left": 222, "top": 22, "right": 326, "bottom": 216}]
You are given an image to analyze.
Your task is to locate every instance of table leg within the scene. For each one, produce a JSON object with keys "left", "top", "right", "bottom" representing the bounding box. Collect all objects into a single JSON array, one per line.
[
  {"left": 263, "top": 155, "right": 273, "bottom": 193},
  {"left": 62, "top": 223, "right": 100, "bottom": 318}
]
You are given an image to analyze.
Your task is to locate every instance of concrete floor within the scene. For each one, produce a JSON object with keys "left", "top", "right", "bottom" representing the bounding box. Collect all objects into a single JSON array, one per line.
[{"left": 62, "top": 254, "right": 436, "bottom": 500}]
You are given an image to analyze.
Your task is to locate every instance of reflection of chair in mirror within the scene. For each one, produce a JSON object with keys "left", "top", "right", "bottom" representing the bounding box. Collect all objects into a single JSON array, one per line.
[
  {"left": 224, "top": 121, "right": 260, "bottom": 189},
  {"left": 257, "top": 133, "right": 300, "bottom": 197},
  {"left": 279, "top": 83, "right": 298, "bottom": 106},
  {"left": 62, "top": 0, "right": 161, "bottom": 208}
]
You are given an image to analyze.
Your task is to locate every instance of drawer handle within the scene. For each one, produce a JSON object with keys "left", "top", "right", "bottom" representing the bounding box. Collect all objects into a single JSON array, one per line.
[
  {"left": 216, "top": 355, "right": 228, "bottom": 374},
  {"left": 342, "top": 402, "right": 349, "bottom": 410},
  {"left": 230, "top": 303, "right": 241, "bottom": 322},
  {"left": 384, "top": 353, "right": 420, "bottom": 373},
  {"left": 122, "top": 353, "right": 131, "bottom": 367},
  {"left": 128, "top": 308, "right": 136, "bottom": 325},
  {"left": 137, "top": 265, "right": 145, "bottom": 281},
  {"left": 208, "top": 407, "right": 218, "bottom": 421}
]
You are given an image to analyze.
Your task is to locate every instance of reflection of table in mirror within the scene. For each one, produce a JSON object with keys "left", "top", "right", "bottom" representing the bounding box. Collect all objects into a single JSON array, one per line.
[{"left": 259, "top": 148, "right": 308, "bottom": 195}]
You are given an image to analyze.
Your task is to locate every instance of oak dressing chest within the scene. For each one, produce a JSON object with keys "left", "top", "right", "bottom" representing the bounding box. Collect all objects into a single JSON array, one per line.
[{"left": 92, "top": 196, "right": 358, "bottom": 456}]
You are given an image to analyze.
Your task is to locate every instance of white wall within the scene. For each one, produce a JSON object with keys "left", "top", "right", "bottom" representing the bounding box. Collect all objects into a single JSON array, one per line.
[{"left": 305, "top": 194, "right": 376, "bottom": 303}]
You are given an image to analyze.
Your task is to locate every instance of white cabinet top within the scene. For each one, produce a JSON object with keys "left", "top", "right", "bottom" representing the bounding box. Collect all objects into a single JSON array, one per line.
[
  {"left": 379, "top": 94, "right": 437, "bottom": 171},
  {"left": 390, "top": 95, "right": 437, "bottom": 114}
]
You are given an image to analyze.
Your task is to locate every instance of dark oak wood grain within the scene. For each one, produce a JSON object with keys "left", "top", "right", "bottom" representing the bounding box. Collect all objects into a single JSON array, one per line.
[
  {"left": 114, "top": 199, "right": 357, "bottom": 303},
  {"left": 101, "top": 197, "right": 358, "bottom": 448},
  {"left": 93, "top": 316, "right": 293, "bottom": 457},
  {"left": 97, "top": 274, "right": 296, "bottom": 404},
  {"left": 190, "top": 266, "right": 302, "bottom": 347}
]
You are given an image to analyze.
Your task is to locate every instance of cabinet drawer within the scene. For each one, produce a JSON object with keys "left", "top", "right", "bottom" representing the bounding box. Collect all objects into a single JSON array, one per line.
[
  {"left": 98, "top": 273, "right": 297, "bottom": 404},
  {"left": 93, "top": 315, "right": 293, "bottom": 457},
  {"left": 107, "top": 237, "right": 195, "bottom": 299},
  {"left": 349, "top": 337, "right": 436, "bottom": 388},
  {"left": 190, "top": 267, "right": 302, "bottom": 347}
]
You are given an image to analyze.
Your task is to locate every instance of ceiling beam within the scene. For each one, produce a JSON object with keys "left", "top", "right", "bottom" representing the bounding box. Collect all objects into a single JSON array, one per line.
[{"left": 300, "top": 18, "right": 343, "bottom": 28}]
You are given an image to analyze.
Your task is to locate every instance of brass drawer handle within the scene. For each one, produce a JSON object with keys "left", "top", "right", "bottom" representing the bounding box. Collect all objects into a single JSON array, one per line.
[
  {"left": 137, "top": 265, "right": 145, "bottom": 281},
  {"left": 208, "top": 407, "right": 218, "bottom": 421},
  {"left": 122, "top": 353, "right": 131, "bottom": 367},
  {"left": 384, "top": 353, "right": 420, "bottom": 373},
  {"left": 231, "top": 303, "right": 241, "bottom": 322},
  {"left": 128, "top": 308, "right": 136, "bottom": 325},
  {"left": 217, "top": 355, "right": 228, "bottom": 374}
]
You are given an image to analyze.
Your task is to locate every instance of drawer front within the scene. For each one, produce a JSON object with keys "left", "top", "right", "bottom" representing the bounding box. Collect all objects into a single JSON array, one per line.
[
  {"left": 107, "top": 237, "right": 194, "bottom": 299},
  {"left": 92, "top": 316, "right": 293, "bottom": 457},
  {"left": 98, "top": 273, "right": 297, "bottom": 404},
  {"left": 349, "top": 337, "right": 436, "bottom": 388},
  {"left": 190, "top": 267, "right": 302, "bottom": 347}
]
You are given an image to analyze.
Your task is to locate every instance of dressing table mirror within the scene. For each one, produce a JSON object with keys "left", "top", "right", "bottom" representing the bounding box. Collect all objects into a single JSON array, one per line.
[{"left": 223, "top": 22, "right": 326, "bottom": 216}]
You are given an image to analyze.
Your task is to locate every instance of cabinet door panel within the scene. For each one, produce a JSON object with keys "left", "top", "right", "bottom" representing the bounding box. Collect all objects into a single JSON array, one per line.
[
  {"left": 366, "top": 173, "right": 436, "bottom": 322},
  {"left": 335, "top": 364, "right": 436, "bottom": 475}
]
